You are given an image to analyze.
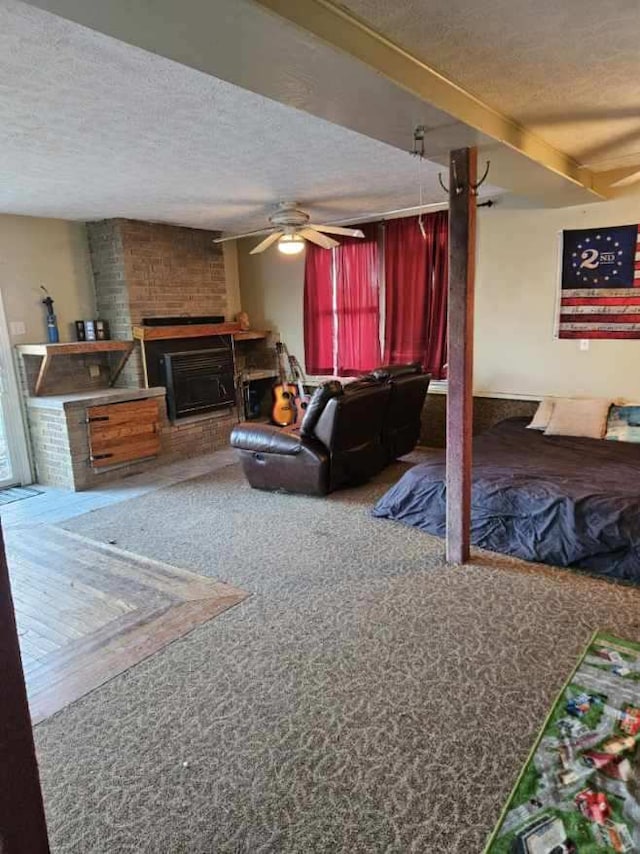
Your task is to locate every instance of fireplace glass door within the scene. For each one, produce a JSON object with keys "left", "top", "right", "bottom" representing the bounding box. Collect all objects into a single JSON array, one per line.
[{"left": 161, "top": 348, "right": 235, "bottom": 420}]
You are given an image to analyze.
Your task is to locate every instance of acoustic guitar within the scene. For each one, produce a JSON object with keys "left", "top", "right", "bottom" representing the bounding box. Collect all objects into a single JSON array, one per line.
[
  {"left": 286, "top": 351, "right": 312, "bottom": 428},
  {"left": 271, "top": 342, "right": 297, "bottom": 427}
]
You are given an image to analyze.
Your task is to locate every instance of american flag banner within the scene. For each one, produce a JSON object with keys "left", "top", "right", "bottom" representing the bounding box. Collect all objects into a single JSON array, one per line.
[{"left": 558, "top": 223, "right": 640, "bottom": 339}]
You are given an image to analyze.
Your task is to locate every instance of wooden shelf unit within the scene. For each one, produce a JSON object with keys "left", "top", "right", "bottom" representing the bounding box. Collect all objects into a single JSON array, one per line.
[
  {"left": 133, "top": 322, "right": 240, "bottom": 341},
  {"left": 234, "top": 330, "right": 270, "bottom": 341},
  {"left": 16, "top": 341, "right": 135, "bottom": 396},
  {"left": 17, "top": 341, "right": 133, "bottom": 357},
  {"left": 243, "top": 369, "right": 278, "bottom": 381},
  {"left": 132, "top": 323, "right": 270, "bottom": 342}
]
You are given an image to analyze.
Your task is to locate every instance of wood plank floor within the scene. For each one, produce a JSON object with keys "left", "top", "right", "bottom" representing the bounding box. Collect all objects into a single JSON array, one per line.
[{"left": 5, "top": 525, "right": 249, "bottom": 724}]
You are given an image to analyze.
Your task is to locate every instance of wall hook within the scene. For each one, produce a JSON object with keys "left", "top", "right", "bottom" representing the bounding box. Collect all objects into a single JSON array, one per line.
[
  {"left": 438, "top": 173, "right": 450, "bottom": 194},
  {"left": 470, "top": 160, "right": 491, "bottom": 193},
  {"left": 438, "top": 160, "right": 462, "bottom": 195},
  {"left": 438, "top": 160, "right": 491, "bottom": 197}
]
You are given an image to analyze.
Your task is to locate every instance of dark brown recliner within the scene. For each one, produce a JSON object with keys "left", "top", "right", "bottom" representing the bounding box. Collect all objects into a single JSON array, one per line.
[
  {"left": 231, "top": 380, "right": 388, "bottom": 495},
  {"left": 373, "top": 364, "right": 431, "bottom": 462},
  {"left": 230, "top": 366, "right": 430, "bottom": 496}
]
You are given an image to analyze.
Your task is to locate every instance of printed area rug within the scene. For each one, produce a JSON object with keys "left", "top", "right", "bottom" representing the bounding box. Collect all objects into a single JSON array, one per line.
[{"left": 485, "top": 632, "right": 640, "bottom": 853}]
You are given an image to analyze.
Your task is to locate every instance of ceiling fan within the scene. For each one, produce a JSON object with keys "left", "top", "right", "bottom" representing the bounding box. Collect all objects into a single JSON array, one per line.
[{"left": 212, "top": 202, "right": 364, "bottom": 255}]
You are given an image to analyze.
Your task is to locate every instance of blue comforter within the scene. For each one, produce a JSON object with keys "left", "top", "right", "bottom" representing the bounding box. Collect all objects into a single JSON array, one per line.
[{"left": 373, "top": 418, "right": 640, "bottom": 580}]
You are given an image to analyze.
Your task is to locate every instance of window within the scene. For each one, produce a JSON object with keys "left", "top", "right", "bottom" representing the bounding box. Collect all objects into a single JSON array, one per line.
[
  {"left": 304, "top": 212, "right": 448, "bottom": 379},
  {"left": 304, "top": 222, "right": 380, "bottom": 375},
  {"left": 383, "top": 211, "right": 448, "bottom": 380}
]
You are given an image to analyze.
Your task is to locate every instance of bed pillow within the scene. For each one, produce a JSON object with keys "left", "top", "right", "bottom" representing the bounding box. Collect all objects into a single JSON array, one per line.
[
  {"left": 527, "top": 397, "right": 556, "bottom": 430},
  {"left": 544, "top": 398, "right": 612, "bottom": 439},
  {"left": 605, "top": 405, "right": 640, "bottom": 442}
]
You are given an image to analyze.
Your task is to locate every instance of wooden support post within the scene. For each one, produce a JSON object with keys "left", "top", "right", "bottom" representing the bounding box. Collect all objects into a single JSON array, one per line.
[
  {"left": 446, "top": 147, "right": 477, "bottom": 564},
  {"left": 0, "top": 522, "right": 50, "bottom": 852}
]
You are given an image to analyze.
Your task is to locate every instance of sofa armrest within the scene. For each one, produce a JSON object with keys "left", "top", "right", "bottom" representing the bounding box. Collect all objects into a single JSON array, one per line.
[{"left": 230, "top": 423, "right": 303, "bottom": 456}]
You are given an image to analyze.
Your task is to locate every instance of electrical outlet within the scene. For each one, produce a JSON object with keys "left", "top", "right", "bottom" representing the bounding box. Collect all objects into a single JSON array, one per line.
[
  {"left": 88, "top": 364, "right": 101, "bottom": 378},
  {"left": 9, "top": 321, "right": 26, "bottom": 336},
  {"left": 579, "top": 339, "right": 590, "bottom": 351}
]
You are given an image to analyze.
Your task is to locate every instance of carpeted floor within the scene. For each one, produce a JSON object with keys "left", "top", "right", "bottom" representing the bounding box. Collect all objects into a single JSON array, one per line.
[{"left": 32, "top": 457, "right": 640, "bottom": 853}]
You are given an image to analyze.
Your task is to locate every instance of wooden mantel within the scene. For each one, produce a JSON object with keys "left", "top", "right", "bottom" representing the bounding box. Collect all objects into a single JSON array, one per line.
[
  {"left": 133, "top": 322, "right": 240, "bottom": 341},
  {"left": 132, "top": 322, "right": 270, "bottom": 342}
]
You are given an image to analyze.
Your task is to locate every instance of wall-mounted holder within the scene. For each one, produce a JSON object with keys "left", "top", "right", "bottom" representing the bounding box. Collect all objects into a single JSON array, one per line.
[
  {"left": 410, "top": 125, "right": 491, "bottom": 198},
  {"left": 410, "top": 125, "right": 428, "bottom": 159},
  {"left": 438, "top": 160, "right": 491, "bottom": 197}
]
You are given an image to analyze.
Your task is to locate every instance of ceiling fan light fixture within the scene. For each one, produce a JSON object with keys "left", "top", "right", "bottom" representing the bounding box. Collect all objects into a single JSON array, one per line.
[{"left": 277, "top": 233, "right": 305, "bottom": 255}]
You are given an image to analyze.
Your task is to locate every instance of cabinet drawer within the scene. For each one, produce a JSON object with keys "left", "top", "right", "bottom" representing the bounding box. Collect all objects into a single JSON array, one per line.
[{"left": 87, "top": 399, "right": 161, "bottom": 468}]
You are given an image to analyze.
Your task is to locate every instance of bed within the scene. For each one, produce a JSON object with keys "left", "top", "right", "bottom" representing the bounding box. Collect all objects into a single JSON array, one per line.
[{"left": 373, "top": 417, "right": 640, "bottom": 580}]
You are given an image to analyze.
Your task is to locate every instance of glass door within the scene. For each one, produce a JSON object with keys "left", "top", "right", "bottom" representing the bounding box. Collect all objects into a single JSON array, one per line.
[
  {"left": 0, "top": 411, "right": 15, "bottom": 487},
  {"left": 0, "top": 292, "right": 32, "bottom": 487}
]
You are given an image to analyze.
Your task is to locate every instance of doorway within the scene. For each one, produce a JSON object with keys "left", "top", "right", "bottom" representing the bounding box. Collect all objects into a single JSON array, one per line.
[{"left": 0, "top": 291, "right": 32, "bottom": 487}]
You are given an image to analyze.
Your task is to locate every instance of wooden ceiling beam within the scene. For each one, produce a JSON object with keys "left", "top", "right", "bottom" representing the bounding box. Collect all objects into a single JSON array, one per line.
[{"left": 253, "top": 0, "right": 601, "bottom": 198}]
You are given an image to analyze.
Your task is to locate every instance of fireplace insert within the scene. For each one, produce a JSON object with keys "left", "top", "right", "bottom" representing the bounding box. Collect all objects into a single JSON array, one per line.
[{"left": 160, "top": 343, "right": 235, "bottom": 420}]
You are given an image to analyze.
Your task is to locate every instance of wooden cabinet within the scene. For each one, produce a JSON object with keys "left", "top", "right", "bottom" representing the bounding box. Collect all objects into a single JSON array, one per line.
[{"left": 86, "top": 398, "right": 161, "bottom": 468}]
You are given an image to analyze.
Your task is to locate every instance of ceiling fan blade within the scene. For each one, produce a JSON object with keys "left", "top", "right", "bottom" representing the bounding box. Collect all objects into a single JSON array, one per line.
[
  {"left": 249, "top": 231, "right": 283, "bottom": 254},
  {"left": 213, "top": 228, "right": 275, "bottom": 244},
  {"left": 610, "top": 169, "right": 640, "bottom": 188},
  {"left": 308, "top": 224, "right": 365, "bottom": 238},
  {"left": 299, "top": 228, "right": 339, "bottom": 250}
]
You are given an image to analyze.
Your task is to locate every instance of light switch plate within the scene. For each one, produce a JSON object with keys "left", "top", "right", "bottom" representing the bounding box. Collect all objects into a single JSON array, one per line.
[
  {"left": 9, "top": 321, "right": 26, "bottom": 336},
  {"left": 579, "top": 339, "right": 589, "bottom": 351}
]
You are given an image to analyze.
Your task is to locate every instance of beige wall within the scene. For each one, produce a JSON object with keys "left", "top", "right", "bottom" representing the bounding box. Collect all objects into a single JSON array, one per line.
[
  {"left": 237, "top": 195, "right": 640, "bottom": 399},
  {"left": 0, "top": 215, "right": 95, "bottom": 345},
  {"left": 475, "top": 195, "right": 640, "bottom": 400},
  {"left": 237, "top": 238, "right": 306, "bottom": 360}
]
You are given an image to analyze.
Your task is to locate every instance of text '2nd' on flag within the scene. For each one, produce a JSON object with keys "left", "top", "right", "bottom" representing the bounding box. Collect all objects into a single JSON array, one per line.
[{"left": 559, "top": 224, "right": 640, "bottom": 340}]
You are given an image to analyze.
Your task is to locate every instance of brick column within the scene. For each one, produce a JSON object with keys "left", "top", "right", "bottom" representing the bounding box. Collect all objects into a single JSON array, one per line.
[{"left": 86, "top": 219, "right": 226, "bottom": 388}]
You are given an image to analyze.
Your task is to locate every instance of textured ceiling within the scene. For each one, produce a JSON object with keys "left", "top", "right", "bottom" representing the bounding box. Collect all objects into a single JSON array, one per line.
[
  {"left": 0, "top": 0, "right": 503, "bottom": 232},
  {"left": 19, "top": 0, "right": 605, "bottom": 205},
  {"left": 341, "top": 0, "right": 640, "bottom": 171}
]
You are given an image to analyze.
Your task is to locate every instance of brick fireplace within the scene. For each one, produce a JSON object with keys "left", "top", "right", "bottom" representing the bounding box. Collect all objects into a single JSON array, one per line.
[
  {"left": 82, "top": 218, "right": 246, "bottom": 473},
  {"left": 17, "top": 218, "right": 272, "bottom": 490},
  {"left": 86, "top": 219, "right": 229, "bottom": 388}
]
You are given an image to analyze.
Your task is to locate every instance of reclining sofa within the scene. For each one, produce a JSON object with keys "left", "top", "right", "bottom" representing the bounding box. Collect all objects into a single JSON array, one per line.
[{"left": 230, "top": 364, "right": 431, "bottom": 495}]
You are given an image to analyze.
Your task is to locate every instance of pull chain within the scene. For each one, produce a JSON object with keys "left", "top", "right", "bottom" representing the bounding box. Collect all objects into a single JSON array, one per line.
[{"left": 418, "top": 156, "right": 426, "bottom": 240}]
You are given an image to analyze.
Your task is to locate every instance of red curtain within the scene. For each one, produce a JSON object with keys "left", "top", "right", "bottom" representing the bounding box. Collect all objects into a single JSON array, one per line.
[
  {"left": 335, "top": 224, "right": 381, "bottom": 375},
  {"left": 383, "top": 211, "right": 448, "bottom": 379},
  {"left": 304, "top": 243, "right": 334, "bottom": 374}
]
